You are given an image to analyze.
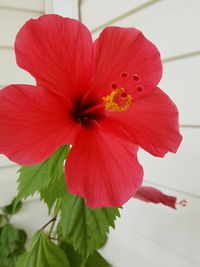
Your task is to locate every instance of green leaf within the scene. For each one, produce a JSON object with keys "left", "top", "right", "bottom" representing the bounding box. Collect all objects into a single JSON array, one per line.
[
  {"left": 16, "top": 145, "right": 70, "bottom": 203},
  {"left": 0, "top": 225, "right": 26, "bottom": 267},
  {"left": 60, "top": 242, "right": 111, "bottom": 267},
  {"left": 0, "top": 255, "right": 15, "bottom": 267},
  {"left": 3, "top": 197, "right": 22, "bottom": 215},
  {"left": 40, "top": 173, "right": 66, "bottom": 214},
  {"left": 59, "top": 194, "right": 120, "bottom": 262},
  {"left": 0, "top": 224, "right": 18, "bottom": 257},
  {"left": 16, "top": 230, "right": 70, "bottom": 267},
  {"left": 16, "top": 252, "right": 28, "bottom": 267},
  {"left": 15, "top": 229, "right": 27, "bottom": 253},
  {"left": 86, "top": 250, "right": 111, "bottom": 267},
  {"left": 60, "top": 242, "right": 81, "bottom": 267}
]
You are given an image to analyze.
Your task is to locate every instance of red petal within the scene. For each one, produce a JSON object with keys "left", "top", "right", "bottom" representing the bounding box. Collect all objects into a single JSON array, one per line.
[
  {"left": 134, "top": 186, "right": 177, "bottom": 209},
  {"left": 0, "top": 85, "right": 79, "bottom": 165},
  {"left": 101, "top": 87, "right": 182, "bottom": 157},
  {"left": 15, "top": 14, "right": 93, "bottom": 101},
  {"left": 91, "top": 26, "right": 162, "bottom": 98},
  {"left": 65, "top": 128, "right": 143, "bottom": 208}
]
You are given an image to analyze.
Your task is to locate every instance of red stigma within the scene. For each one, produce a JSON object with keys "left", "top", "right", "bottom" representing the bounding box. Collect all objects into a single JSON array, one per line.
[
  {"left": 133, "top": 74, "right": 139, "bottom": 81},
  {"left": 121, "top": 72, "right": 128, "bottom": 78},
  {"left": 121, "top": 92, "right": 127, "bottom": 98},
  {"left": 112, "top": 83, "right": 117, "bottom": 89},
  {"left": 137, "top": 86, "right": 143, "bottom": 92}
]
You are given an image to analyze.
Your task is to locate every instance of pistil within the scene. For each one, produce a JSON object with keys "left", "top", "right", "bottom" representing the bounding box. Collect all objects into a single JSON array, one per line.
[{"left": 82, "top": 102, "right": 105, "bottom": 115}]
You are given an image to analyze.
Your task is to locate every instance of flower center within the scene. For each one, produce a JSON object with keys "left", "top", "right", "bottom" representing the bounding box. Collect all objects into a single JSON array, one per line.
[
  {"left": 72, "top": 96, "right": 104, "bottom": 128},
  {"left": 102, "top": 88, "right": 132, "bottom": 111}
]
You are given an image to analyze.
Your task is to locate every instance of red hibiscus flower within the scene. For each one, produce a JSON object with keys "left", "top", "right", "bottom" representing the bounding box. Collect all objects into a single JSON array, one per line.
[{"left": 0, "top": 15, "right": 182, "bottom": 208}]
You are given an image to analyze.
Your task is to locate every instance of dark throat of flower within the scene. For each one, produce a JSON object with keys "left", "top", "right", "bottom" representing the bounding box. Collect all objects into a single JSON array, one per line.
[{"left": 71, "top": 96, "right": 104, "bottom": 128}]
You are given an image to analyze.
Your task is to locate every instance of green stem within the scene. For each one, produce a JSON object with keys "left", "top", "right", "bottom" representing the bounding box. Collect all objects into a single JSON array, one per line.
[
  {"left": 48, "top": 198, "right": 62, "bottom": 238},
  {"left": 48, "top": 218, "right": 56, "bottom": 238}
]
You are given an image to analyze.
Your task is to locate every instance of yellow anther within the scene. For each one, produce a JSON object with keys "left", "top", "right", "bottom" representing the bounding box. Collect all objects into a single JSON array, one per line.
[{"left": 102, "top": 88, "right": 132, "bottom": 112}]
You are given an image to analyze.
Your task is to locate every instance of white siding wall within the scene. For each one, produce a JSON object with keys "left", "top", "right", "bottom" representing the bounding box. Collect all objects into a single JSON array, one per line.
[{"left": 0, "top": 1, "right": 200, "bottom": 267}]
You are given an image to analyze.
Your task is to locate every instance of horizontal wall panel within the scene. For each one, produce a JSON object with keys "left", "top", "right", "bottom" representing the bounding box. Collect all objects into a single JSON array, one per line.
[
  {"left": 102, "top": 237, "right": 158, "bottom": 267},
  {"left": 0, "top": 0, "right": 44, "bottom": 12},
  {"left": 138, "top": 127, "right": 200, "bottom": 197},
  {"left": 0, "top": 165, "right": 19, "bottom": 205},
  {"left": 101, "top": 188, "right": 200, "bottom": 266},
  {"left": 0, "top": 48, "right": 35, "bottom": 85},
  {"left": 160, "top": 56, "right": 200, "bottom": 126},
  {"left": 92, "top": 0, "right": 200, "bottom": 59},
  {"left": 11, "top": 199, "right": 50, "bottom": 242},
  {"left": 0, "top": 155, "right": 16, "bottom": 167},
  {"left": 81, "top": 0, "right": 149, "bottom": 30},
  {"left": 0, "top": 165, "right": 39, "bottom": 205},
  {"left": 0, "top": 8, "right": 43, "bottom": 47}
]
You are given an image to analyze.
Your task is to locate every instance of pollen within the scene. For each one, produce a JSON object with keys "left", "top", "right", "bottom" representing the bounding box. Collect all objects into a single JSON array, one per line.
[{"left": 102, "top": 88, "right": 132, "bottom": 111}]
